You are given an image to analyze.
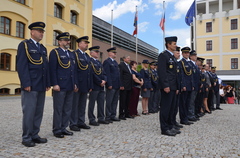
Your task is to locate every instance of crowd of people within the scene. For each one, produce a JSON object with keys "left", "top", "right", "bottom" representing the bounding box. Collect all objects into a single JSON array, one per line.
[{"left": 16, "top": 22, "right": 236, "bottom": 147}]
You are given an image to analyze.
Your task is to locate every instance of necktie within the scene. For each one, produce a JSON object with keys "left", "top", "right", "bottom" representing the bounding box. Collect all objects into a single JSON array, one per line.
[
  {"left": 83, "top": 53, "right": 88, "bottom": 61},
  {"left": 36, "top": 42, "right": 40, "bottom": 51},
  {"left": 65, "top": 50, "right": 69, "bottom": 57}
]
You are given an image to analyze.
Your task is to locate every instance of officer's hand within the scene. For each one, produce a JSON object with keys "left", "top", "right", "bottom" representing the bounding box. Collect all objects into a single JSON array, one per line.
[
  {"left": 53, "top": 85, "right": 60, "bottom": 91},
  {"left": 108, "top": 86, "right": 112, "bottom": 90},
  {"left": 206, "top": 88, "right": 208, "bottom": 92},
  {"left": 199, "top": 90, "right": 202, "bottom": 93},
  {"left": 164, "top": 87, "right": 170, "bottom": 93},
  {"left": 176, "top": 90, "right": 179, "bottom": 95},
  {"left": 209, "top": 84, "right": 212, "bottom": 87},
  {"left": 192, "top": 87, "right": 194, "bottom": 91},
  {"left": 144, "top": 88, "right": 147, "bottom": 92},
  {"left": 74, "top": 85, "right": 78, "bottom": 92},
  {"left": 214, "top": 82, "right": 216, "bottom": 86},
  {"left": 150, "top": 88, "right": 153, "bottom": 91},
  {"left": 89, "top": 89, "right": 92, "bottom": 92},
  {"left": 182, "top": 87, "right": 186, "bottom": 91},
  {"left": 46, "top": 87, "right": 51, "bottom": 91},
  {"left": 24, "top": 86, "right": 31, "bottom": 92},
  {"left": 200, "top": 84, "right": 203, "bottom": 88},
  {"left": 120, "top": 87, "right": 124, "bottom": 90}
]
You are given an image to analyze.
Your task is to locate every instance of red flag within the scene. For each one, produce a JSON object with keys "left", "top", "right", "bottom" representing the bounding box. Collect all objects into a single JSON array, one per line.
[
  {"left": 132, "top": 11, "right": 138, "bottom": 36},
  {"left": 159, "top": 12, "right": 165, "bottom": 31}
]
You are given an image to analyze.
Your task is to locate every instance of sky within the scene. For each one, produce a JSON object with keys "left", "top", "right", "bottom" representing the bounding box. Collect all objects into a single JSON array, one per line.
[{"left": 92, "top": 0, "right": 195, "bottom": 53}]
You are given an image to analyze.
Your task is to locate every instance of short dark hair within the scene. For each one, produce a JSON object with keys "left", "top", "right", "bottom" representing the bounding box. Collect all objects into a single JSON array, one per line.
[
  {"left": 130, "top": 60, "right": 137, "bottom": 67},
  {"left": 165, "top": 41, "right": 173, "bottom": 49}
]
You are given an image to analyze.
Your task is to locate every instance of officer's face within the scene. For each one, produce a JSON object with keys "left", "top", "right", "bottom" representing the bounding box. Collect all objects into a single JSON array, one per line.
[
  {"left": 78, "top": 41, "right": 89, "bottom": 51},
  {"left": 30, "top": 29, "right": 44, "bottom": 42},
  {"left": 167, "top": 42, "right": 177, "bottom": 52},
  {"left": 124, "top": 56, "right": 131, "bottom": 63},
  {"left": 109, "top": 52, "right": 116, "bottom": 59},
  {"left": 150, "top": 65, "right": 155, "bottom": 69},
  {"left": 182, "top": 52, "right": 190, "bottom": 59},
  {"left": 59, "top": 40, "right": 70, "bottom": 49},
  {"left": 173, "top": 51, "right": 180, "bottom": 59},
  {"left": 90, "top": 51, "right": 99, "bottom": 58},
  {"left": 190, "top": 55, "right": 197, "bottom": 61},
  {"left": 205, "top": 64, "right": 209, "bottom": 70}
]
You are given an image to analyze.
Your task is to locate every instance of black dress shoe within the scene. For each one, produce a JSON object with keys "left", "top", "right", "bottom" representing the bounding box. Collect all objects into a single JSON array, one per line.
[
  {"left": 180, "top": 122, "right": 192, "bottom": 125},
  {"left": 205, "top": 110, "right": 212, "bottom": 114},
  {"left": 161, "top": 130, "right": 176, "bottom": 136},
  {"left": 62, "top": 130, "right": 73, "bottom": 136},
  {"left": 125, "top": 115, "right": 134, "bottom": 119},
  {"left": 32, "top": 137, "right": 47, "bottom": 143},
  {"left": 216, "top": 107, "right": 223, "bottom": 110},
  {"left": 70, "top": 125, "right": 81, "bottom": 131},
  {"left": 175, "top": 122, "right": 183, "bottom": 128},
  {"left": 173, "top": 126, "right": 180, "bottom": 130},
  {"left": 54, "top": 133, "right": 64, "bottom": 138},
  {"left": 22, "top": 141, "right": 35, "bottom": 147},
  {"left": 188, "top": 118, "right": 197, "bottom": 122},
  {"left": 211, "top": 108, "right": 216, "bottom": 111},
  {"left": 106, "top": 120, "right": 113, "bottom": 123},
  {"left": 119, "top": 117, "right": 126, "bottom": 120},
  {"left": 78, "top": 124, "right": 91, "bottom": 129},
  {"left": 171, "top": 128, "right": 181, "bottom": 134},
  {"left": 98, "top": 120, "right": 109, "bottom": 124},
  {"left": 111, "top": 118, "right": 120, "bottom": 121},
  {"left": 89, "top": 121, "right": 100, "bottom": 126}
]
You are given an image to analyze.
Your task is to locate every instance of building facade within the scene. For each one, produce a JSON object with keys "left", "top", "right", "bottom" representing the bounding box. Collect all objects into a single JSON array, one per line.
[
  {"left": 92, "top": 15, "right": 159, "bottom": 63},
  {"left": 0, "top": 0, "right": 92, "bottom": 95},
  {"left": 196, "top": 0, "right": 240, "bottom": 87}
]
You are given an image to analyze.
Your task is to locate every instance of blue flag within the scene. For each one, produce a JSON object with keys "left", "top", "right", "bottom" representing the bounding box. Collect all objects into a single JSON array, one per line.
[{"left": 185, "top": 0, "right": 196, "bottom": 26}]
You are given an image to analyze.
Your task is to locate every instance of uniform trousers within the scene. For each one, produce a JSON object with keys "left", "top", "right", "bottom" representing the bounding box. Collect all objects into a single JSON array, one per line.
[
  {"left": 188, "top": 91, "right": 198, "bottom": 119},
  {"left": 148, "top": 89, "right": 160, "bottom": 113},
  {"left": 128, "top": 87, "right": 140, "bottom": 116},
  {"left": 214, "top": 90, "right": 220, "bottom": 108},
  {"left": 88, "top": 90, "right": 105, "bottom": 123},
  {"left": 21, "top": 90, "right": 45, "bottom": 142},
  {"left": 52, "top": 90, "right": 73, "bottom": 134},
  {"left": 119, "top": 90, "right": 131, "bottom": 117},
  {"left": 208, "top": 88, "right": 214, "bottom": 110},
  {"left": 179, "top": 91, "right": 191, "bottom": 123},
  {"left": 172, "top": 93, "right": 180, "bottom": 125},
  {"left": 159, "top": 90, "right": 176, "bottom": 132},
  {"left": 105, "top": 88, "right": 119, "bottom": 120},
  {"left": 70, "top": 91, "right": 88, "bottom": 127}
]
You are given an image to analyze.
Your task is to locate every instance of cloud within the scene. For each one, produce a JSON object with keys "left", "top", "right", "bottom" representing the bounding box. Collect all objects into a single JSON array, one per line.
[
  {"left": 165, "top": 28, "right": 191, "bottom": 47},
  {"left": 93, "top": 0, "right": 148, "bottom": 22},
  {"left": 170, "top": 0, "right": 193, "bottom": 20},
  {"left": 138, "top": 22, "right": 149, "bottom": 33}
]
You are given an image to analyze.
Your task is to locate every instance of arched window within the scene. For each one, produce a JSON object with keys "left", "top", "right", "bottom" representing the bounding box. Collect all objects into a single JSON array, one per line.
[
  {"left": 70, "top": 11, "right": 78, "bottom": 25},
  {"left": 15, "top": 0, "right": 25, "bottom": 4},
  {"left": 16, "top": 21, "right": 25, "bottom": 38},
  {"left": 54, "top": 3, "right": 62, "bottom": 19},
  {"left": 0, "top": 88, "right": 10, "bottom": 95},
  {"left": 70, "top": 35, "right": 77, "bottom": 50},
  {"left": 0, "top": 53, "right": 11, "bottom": 70},
  {"left": 15, "top": 88, "right": 21, "bottom": 95},
  {"left": 53, "top": 30, "right": 61, "bottom": 46},
  {"left": 0, "top": 17, "right": 11, "bottom": 35}
]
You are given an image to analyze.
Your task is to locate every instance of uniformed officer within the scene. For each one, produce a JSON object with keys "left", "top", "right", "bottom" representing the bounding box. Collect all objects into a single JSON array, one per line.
[
  {"left": 179, "top": 47, "right": 194, "bottom": 125},
  {"left": 70, "top": 36, "right": 92, "bottom": 131},
  {"left": 49, "top": 32, "right": 77, "bottom": 138},
  {"left": 148, "top": 61, "right": 159, "bottom": 113},
  {"left": 188, "top": 50, "right": 201, "bottom": 121},
  {"left": 88, "top": 46, "right": 109, "bottom": 126},
  {"left": 103, "top": 47, "right": 121, "bottom": 122},
  {"left": 17, "top": 22, "right": 50, "bottom": 147},
  {"left": 211, "top": 66, "right": 222, "bottom": 110},
  {"left": 205, "top": 64, "right": 215, "bottom": 112},
  {"left": 157, "top": 36, "right": 180, "bottom": 136},
  {"left": 172, "top": 46, "right": 183, "bottom": 129}
]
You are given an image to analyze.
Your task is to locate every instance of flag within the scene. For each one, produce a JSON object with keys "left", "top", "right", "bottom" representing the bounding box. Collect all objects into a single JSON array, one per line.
[
  {"left": 132, "top": 10, "right": 138, "bottom": 36},
  {"left": 159, "top": 11, "right": 165, "bottom": 31},
  {"left": 185, "top": 0, "right": 196, "bottom": 26}
]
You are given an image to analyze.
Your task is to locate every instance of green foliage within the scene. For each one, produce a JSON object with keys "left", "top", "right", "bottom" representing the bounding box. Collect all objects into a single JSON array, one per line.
[{"left": 136, "top": 64, "right": 142, "bottom": 72}]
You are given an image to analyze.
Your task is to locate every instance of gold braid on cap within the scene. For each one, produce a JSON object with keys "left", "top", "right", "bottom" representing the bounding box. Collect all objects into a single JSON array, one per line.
[
  {"left": 54, "top": 49, "right": 70, "bottom": 69},
  {"left": 181, "top": 60, "right": 192, "bottom": 76},
  {"left": 75, "top": 51, "right": 89, "bottom": 70},
  {"left": 24, "top": 42, "right": 43, "bottom": 65},
  {"left": 91, "top": 61, "right": 102, "bottom": 75}
]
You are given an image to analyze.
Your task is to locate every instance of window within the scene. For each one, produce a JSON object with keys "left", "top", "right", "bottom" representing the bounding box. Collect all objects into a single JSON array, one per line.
[
  {"left": 70, "top": 11, "right": 77, "bottom": 25},
  {"left": 70, "top": 36, "right": 77, "bottom": 50},
  {"left": 53, "top": 30, "right": 61, "bottom": 46},
  {"left": 231, "top": 38, "right": 238, "bottom": 49},
  {"left": 0, "top": 53, "right": 11, "bottom": 70},
  {"left": 0, "top": 88, "right": 10, "bottom": 95},
  {"left": 16, "top": 21, "right": 25, "bottom": 38},
  {"left": 206, "top": 22, "right": 212, "bottom": 32},
  {"left": 15, "top": 88, "right": 21, "bottom": 95},
  {"left": 15, "top": 0, "right": 25, "bottom": 4},
  {"left": 231, "top": 58, "right": 238, "bottom": 69},
  {"left": 231, "top": 19, "right": 238, "bottom": 30},
  {"left": 206, "top": 59, "right": 212, "bottom": 67},
  {"left": 54, "top": 3, "right": 62, "bottom": 19},
  {"left": 206, "top": 40, "right": 212, "bottom": 51},
  {"left": 0, "top": 17, "right": 11, "bottom": 35}
]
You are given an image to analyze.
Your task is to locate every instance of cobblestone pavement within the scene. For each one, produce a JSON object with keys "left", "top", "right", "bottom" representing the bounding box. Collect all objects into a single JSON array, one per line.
[{"left": 0, "top": 96, "right": 240, "bottom": 158}]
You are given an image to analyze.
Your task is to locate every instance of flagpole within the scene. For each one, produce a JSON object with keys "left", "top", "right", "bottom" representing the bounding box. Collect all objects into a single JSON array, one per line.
[
  {"left": 135, "top": 6, "right": 138, "bottom": 62},
  {"left": 194, "top": 0, "right": 197, "bottom": 50},
  {"left": 111, "top": 9, "right": 113, "bottom": 47},
  {"left": 163, "top": 1, "right": 165, "bottom": 50}
]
